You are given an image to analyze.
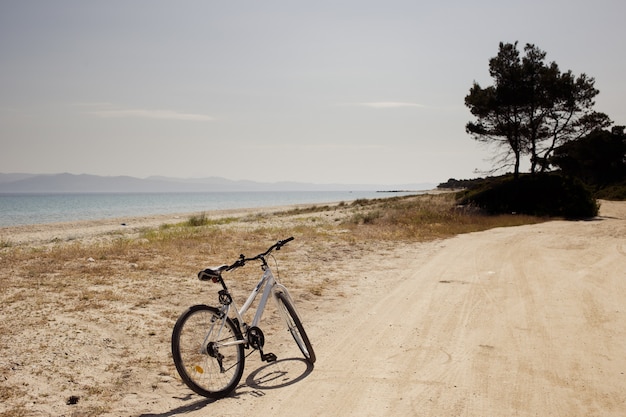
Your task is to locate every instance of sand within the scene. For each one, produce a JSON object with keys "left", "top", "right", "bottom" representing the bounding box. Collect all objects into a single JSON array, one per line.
[
  {"left": 1, "top": 200, "right": 625, "bottom": 416},
  {"left": 0, "top": 205, "right": 296, "bottom": 246}
]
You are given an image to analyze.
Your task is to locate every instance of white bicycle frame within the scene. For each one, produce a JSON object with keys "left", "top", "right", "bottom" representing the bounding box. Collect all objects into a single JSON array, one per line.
[{"left": 214, "top": 265, "right": 292, "bottom": 348}]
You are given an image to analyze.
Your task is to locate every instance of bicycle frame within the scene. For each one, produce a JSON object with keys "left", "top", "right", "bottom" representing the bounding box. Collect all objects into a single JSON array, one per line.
[{"left": 217, "top": 265, "right": 289, "bottom": 346}]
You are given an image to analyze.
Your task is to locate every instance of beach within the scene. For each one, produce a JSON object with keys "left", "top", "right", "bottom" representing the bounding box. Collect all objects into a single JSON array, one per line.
[
  {"left": 1, "top": 199, "right": 625, "bottom": 416},
  {"left": 0, "top": 205, "right": 297, "bottom": 246}
]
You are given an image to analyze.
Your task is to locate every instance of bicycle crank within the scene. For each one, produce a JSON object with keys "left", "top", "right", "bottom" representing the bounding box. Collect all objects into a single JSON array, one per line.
[
  {"left": 247, "top": 326, "right": 277, "bottom": 363},
  {"left": 247, "top": 326, "right": 265, "bottom": 349}
]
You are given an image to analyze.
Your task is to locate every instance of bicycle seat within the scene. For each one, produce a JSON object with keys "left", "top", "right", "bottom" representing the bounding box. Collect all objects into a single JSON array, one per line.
[{"left": 198, "top": 265, "right": 229, "bottom": 281}]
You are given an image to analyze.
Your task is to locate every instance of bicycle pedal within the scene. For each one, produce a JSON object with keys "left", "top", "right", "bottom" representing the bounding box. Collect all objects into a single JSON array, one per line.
[{"left": 261, "top": 352, "right": 277, "bottom": 363}]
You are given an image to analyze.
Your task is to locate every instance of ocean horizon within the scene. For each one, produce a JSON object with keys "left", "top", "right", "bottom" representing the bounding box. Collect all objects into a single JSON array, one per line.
[{"left": 0, "top": 190, "right": 425, "bottom": 228}]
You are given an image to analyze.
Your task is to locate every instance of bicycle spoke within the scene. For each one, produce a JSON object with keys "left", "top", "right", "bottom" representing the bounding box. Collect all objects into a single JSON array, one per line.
[{"left": 172, "top": 306, "right": 245, "bottom": 398}]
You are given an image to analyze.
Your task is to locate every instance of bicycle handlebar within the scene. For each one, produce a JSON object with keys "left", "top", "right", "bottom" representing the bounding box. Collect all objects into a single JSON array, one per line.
[
  {"left": 227, "top": 237, "right": 294, "bottom": 271},
  {"left": 198, "top": 237, "right": 294, "bottom": 282}
]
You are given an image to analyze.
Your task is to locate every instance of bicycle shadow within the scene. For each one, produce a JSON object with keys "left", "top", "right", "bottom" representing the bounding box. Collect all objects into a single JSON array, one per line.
[
  {"left": 245, "top": 357, "right": 314, "bottom": 390},
  {"left": 139, "top": 358, "right": 313, "bottom": 417},
  {"left": 137, "top": 394, "right": 216, "bottom": 417}
]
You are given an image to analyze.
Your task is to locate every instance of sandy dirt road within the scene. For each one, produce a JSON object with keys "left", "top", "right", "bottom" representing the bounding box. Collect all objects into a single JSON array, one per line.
[{"left": 112, "top": 201, "right": 626, "bottom": 417}]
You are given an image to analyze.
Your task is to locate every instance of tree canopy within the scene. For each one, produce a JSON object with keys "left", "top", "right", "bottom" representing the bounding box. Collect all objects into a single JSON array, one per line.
[
  {"left": 551, "top": 126, "right": 626, "bottom": 188},
  {"left": 465, "top": 42, "right": 611, "bottom": 178}
]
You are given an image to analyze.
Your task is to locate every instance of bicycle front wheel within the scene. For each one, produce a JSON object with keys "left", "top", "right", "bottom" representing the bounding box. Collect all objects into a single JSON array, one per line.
[
  {"left": 171, "top": 305, "right": 245, "bottom": 398},
  {"left": 275, "top": 291, "right": 316, "bottom": 364}
]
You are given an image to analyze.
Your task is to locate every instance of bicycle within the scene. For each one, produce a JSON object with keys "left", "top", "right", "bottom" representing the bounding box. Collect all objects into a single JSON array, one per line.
[{"left": 171, "top": 237, "right": 316, "bottom": 398}]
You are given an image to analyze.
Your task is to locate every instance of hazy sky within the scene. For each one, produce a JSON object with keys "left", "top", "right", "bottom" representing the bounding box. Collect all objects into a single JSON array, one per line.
[{"left": 1, "top": 1, "right": 624, "bottom": 185}]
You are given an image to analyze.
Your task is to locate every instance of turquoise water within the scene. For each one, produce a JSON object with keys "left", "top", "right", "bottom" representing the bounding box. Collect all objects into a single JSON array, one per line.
[{"left": 0, "top": 191, "right": 422, "bottom": 227}]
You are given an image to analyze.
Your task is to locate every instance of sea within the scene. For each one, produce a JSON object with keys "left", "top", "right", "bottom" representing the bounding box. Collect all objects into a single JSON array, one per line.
[{"left": 0, "top": 190, "right": 424, "bottom": 228}]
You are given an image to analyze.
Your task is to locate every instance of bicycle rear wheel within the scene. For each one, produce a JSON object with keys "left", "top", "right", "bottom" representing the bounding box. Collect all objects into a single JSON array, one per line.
[
  {"left": 275, "top": 291, "right": 316, "bottom": 364},
  {"left": 171, "top": 305, "right": 245, "bottom": 398}
]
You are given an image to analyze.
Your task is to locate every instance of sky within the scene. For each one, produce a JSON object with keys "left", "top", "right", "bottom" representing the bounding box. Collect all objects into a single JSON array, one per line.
[{"left": 1, "top": 0, "right": 625, "bottom": 186}]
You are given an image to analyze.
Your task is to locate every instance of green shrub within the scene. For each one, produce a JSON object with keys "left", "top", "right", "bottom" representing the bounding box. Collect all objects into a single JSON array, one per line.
[
  {"left": 593, "top": 180, "right": 626, "bottom": 200},
  {"left": 186, "top": 213, "right": 209, "bottom": 227},
  {"left": 458, "top": 173, "right": 599, "bottom": 218}
]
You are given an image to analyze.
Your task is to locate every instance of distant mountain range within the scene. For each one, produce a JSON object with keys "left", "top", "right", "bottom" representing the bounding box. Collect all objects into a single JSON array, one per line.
[{"left": 0, "top": 173, "right": 435, "bottom": 193}]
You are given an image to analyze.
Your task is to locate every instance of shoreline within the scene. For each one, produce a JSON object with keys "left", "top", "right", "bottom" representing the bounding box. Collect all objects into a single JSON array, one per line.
[
  {"left": 1, "top": 194, "right": 620, "bottom": 247},
  {"left": 0, "top": 189, "right": 432, "bottom": 230},
  {"left": 0, "top": 191, "right": 445, "bottom": 246},
  {"left": 0, "top": 201, "right": 341, "bottom": 246}
]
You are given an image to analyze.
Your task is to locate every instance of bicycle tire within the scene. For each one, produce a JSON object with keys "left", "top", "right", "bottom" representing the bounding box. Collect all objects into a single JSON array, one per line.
[
  {"left": 171, "top": 305, "right": 245, "bottom": 398},
  {"left": 275, "top": 291, "right": 316, "bottom": 364}
]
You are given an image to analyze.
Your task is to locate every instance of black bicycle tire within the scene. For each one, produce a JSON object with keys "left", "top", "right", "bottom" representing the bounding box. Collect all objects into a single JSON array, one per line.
[
  {"left": 171, "top": 305, "right": 245, "bottom": 398},
  {"left": 275, "top": 292, "right": 316, "bottom": 364}
]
